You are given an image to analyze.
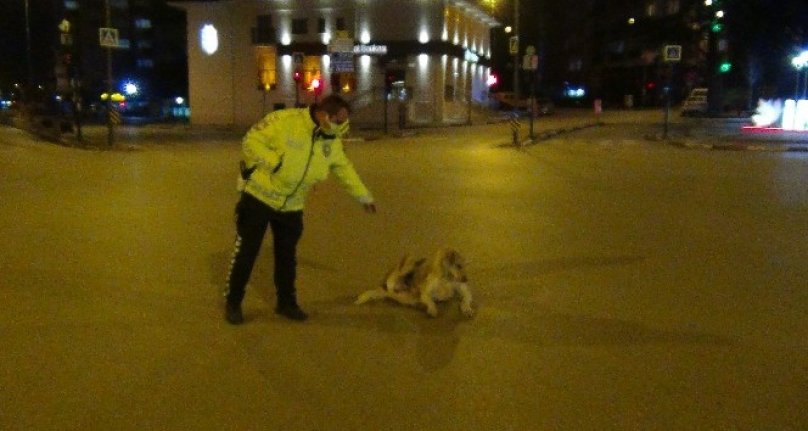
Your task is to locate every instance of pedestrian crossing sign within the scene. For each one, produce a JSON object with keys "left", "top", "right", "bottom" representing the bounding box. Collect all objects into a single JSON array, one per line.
[
  {"left": 664, "top": 45, "right": 682, "bottom": 62},
  {"left": 99, "top": 27, "right": 119, "bottom": 48}
]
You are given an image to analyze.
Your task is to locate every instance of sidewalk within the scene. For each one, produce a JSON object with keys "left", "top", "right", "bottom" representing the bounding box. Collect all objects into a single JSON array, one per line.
[
  {"left": 12, "top": 108, "right": 808, "bottom": 153},
  {"left": 643, "top": 116, "right": 808, "bottom": 152}
]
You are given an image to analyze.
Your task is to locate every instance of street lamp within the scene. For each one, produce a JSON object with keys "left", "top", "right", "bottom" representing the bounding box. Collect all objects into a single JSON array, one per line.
[
  {"left": 24, "top": 0, "right": 32, "bottom": 90},
  {"left": 791, "top": 50, "right": 808, "bottom": 100}
]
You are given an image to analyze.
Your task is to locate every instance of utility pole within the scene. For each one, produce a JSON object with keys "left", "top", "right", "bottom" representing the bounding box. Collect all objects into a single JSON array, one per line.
[
  {"left": 24, "top": 0, "right": 32, "bottom": 94},
  {"left": 512, "top": 0, "right": 520, "bottom": 100},
  {"left": 104, "top": 0, "right": 114, "bottom": 146}
]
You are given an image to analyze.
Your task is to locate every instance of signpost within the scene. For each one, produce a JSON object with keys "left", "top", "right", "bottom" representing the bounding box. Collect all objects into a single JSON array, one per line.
[
  {"left": 662, "top": 45, "right": 682, "bottom": 139},
  {"left": 523, "top": 45, "right": 538, "bottom": 140},
  {"left": 101, "top": 0, "right": 117, "bottom": 146}
]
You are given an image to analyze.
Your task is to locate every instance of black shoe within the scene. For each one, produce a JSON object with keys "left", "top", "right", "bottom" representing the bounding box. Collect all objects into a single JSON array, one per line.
[
  {"left": 225, "top": 303, "right": 244, "bottom": 325},
  {"left": 275, "top": 305, "right": 308, "bottom": 321}
]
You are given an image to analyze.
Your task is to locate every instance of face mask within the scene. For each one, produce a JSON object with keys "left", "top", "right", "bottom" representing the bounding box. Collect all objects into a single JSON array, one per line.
[{"left": 323, "top": 117, "right": 350, "bottom": 138}]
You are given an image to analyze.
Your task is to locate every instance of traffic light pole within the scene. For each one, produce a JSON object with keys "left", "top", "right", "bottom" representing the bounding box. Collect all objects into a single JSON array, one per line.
[
  {"left": 104, "top": 0, "right": 114, "bottom": 146},
  {"left": 512, "top": 0, "right": 520, "bottom": 100}
]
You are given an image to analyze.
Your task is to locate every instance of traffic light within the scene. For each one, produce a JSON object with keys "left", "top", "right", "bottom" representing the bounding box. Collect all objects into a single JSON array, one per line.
[
  {"left": 62, "top": 53, "right": 72, "bottom": 65},
  {"left": 293, "top": 69, "right": 302, "bottom": 83},
  {"left": 310, "top": 77, "right": 322, "bottom": 95},
  {"left": 486, "top": 72, "right": 499, "bottom": 88},
  {"left": 719, "top": 61, "right": 732, "bottom": 73},
  {"left": 384, "top": 69, "right": 405, "bottom": 93}
]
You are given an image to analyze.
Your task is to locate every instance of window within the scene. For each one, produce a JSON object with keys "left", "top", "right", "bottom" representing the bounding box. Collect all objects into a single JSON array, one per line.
[
  {"left": 253, "top": 14, "right": 275, "bottom": 44},
  {"left": 135, "top": 18, "right": 152, "bottom": 30},
  {"left": 646, "top": 2, "right": 657, "bottom": 17},
  {"left": 255, "top": 45, "right": 277, "bottom": 90},
  {"left": 137, "top": 58, "right": 154, "bottom": 68},
  {"left": 336, "top": 17, "right": 346, "bottom": 31},
  {"left": 667, "top": 0, "right": 680, "bottom": 14},
  {"left": 292, "top": 18, "right": 308, "bottom": 35},
  {"left": 63, "top": 0, "right": 78, "bottom": 10},
  {"left": 318, "top": 18, "right": 326, "bottom": 34}
]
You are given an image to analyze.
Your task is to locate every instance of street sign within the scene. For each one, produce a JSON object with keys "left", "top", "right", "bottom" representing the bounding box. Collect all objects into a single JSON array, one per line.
[
  {"left": 328, "top": 37, "right": 354, "bottom": 54},
  {"left": 509, "top": 36, "right": 519, "bottom": 55},
  {"left": 522, "top": 54, "right": 538, "bottom": 71},
  {"left": 99, "top": 27, "right": 119, "bottom": 48},
  {"left": 330, "top": 52, "right": 354, "bottom": 73},
  {"left": 663, "top": 45, "right": 682, "bottom": 62}
]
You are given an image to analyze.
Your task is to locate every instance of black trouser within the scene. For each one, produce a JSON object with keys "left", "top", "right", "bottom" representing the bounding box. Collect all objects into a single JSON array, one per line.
[{"left": 225, "top": 193, "right": 304, "bottom": 309}]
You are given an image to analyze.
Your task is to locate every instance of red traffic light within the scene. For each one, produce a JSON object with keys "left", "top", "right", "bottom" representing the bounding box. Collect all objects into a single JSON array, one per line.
[
  {"left": 311, "top": 77, "right": 323, "bottom": 94},
  {"left": 293, "top": 70, "right": 301, "bottom": 82}
]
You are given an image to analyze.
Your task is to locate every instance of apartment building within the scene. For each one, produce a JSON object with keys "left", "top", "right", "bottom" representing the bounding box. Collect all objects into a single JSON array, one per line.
[{"left": 172, "top": 0, "right": 499, "bottom": 127}]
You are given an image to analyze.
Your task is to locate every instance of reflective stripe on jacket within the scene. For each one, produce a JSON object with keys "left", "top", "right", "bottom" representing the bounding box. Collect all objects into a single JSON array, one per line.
[{"left": 241, "top": 107, "right": 373, "bottom": 212}]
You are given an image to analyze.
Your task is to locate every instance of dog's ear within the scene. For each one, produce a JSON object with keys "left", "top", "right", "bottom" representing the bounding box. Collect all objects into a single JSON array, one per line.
[{"left": 397, "top": 255, "right": 412, "bottom": 271}]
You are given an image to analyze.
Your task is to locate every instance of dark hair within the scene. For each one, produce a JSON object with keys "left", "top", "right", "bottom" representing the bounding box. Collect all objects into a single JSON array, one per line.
[{"left": 317, "top": 94, "right": 352, "bottom": 116}]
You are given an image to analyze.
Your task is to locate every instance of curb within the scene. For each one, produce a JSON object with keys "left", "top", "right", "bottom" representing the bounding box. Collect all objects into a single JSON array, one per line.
[{"left": 645, "top": 134, "right": 808, "bottom": 153}]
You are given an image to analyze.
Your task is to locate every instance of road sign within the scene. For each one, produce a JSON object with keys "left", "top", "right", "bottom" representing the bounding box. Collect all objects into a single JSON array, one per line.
[
  {"left": 522, "top": 54, "right": 538, "bottom": 71},
  {"left": 509, "top": 36, "right": 519, "bottom": 55},
  {"left": 330, "top": 52, "right": 354, "bottom": 73},
  {"left": 663, "top": 45, "right": 682, "bottom": 62},
  {"left": 99, "top": 27, "right": 119, "bottom": 48},
  {"left": 328, "top": 37, "right": 354, "bottom": 54}
]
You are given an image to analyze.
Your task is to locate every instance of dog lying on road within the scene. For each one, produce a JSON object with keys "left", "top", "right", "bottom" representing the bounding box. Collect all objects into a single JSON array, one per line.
[{"left": 355, "top": 248, "right": 474, "bottom": 318}]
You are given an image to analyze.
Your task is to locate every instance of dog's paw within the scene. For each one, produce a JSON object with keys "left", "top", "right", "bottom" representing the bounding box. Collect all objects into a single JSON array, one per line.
[
  {"left": 460, "top": 303, "right": 475, "bottom": 318},
  {"left": 426, "top": 306, "right": 439, "bottom": 318},
  {"left": 354, "top": 293, "right": 370, "bottom": 305}
]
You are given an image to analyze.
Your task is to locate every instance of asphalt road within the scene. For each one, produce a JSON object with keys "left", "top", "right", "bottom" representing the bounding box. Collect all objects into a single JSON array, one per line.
[{"left": 1, "top": 112, "right": 806, "bottom": 430}]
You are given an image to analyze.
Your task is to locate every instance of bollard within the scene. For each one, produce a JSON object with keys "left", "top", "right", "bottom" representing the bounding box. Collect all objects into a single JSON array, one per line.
[{"left": 510, "top": 111, "right": 521, "bottom": 147}]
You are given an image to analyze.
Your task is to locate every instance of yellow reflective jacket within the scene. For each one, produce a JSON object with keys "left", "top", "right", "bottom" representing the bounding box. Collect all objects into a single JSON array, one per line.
[{"left": 240, "top": 107, "right": 373, "bottom": 212}]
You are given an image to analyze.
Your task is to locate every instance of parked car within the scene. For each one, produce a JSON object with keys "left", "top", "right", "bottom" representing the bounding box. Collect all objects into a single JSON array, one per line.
[{"left": 681, "top": 88, "right": 708, "bottom": 116}]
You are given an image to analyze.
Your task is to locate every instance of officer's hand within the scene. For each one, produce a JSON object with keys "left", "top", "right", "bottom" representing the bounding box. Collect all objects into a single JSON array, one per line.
[{"left": 363, "top": 203, "right": 377, "bottom": 214}]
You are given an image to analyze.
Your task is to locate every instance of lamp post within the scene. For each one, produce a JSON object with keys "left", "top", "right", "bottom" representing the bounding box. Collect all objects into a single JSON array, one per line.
[
  {"left": 512, "top": 0, "right": 520, "bottom": 100},
  {"left": 24, "top": 0, "right": 32, "bottom": 91},
  {"left": 792, "top": 50, "right": 808, "bottom": 100}
]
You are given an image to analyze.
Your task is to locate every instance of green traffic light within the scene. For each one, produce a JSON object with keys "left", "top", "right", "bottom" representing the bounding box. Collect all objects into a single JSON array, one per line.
[
  {"left": 711, "top": 22, "right": 723, "bottom": 33},
  {"left": 719, "top": 62, "right": 732, "bottom": 73}
]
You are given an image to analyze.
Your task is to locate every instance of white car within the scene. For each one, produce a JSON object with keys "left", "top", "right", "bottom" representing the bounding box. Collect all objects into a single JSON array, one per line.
[{"left": 681, "top": 88, "right": 708, "bottom": 116}]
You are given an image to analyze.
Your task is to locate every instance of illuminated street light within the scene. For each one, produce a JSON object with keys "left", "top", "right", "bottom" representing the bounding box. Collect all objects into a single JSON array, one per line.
[
  {"left": 504, "top": 26, "right": 512, "bottom": 34},
  {"left": 792, "top": 50, "right": 808, "bottom": 100},
  {"left": 123, "top": 82, "right": 139, "bottom": 96}
]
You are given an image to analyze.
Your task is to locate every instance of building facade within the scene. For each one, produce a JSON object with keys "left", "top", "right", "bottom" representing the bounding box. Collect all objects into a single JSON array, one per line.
[{"left": 173, "top": 0, "right": 499, "bottom": 127}]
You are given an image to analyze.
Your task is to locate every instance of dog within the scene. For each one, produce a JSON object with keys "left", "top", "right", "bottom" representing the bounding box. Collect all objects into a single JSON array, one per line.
[{"left": 355, "top": 248, "right": 474, "bottom": 318}]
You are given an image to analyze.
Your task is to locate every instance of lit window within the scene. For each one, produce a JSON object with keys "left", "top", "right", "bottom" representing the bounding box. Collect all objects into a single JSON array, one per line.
[
  {"left": 135, "top": 18, "right": 152, "bottom": 29},
  {"left": 255, "top": 46, "right": 277, "bottom": 90}
]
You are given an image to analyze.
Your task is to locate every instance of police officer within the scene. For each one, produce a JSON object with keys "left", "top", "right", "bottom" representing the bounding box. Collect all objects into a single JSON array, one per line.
[{"left": 225, "top": 94, "right": 376, "bottom": 324}]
